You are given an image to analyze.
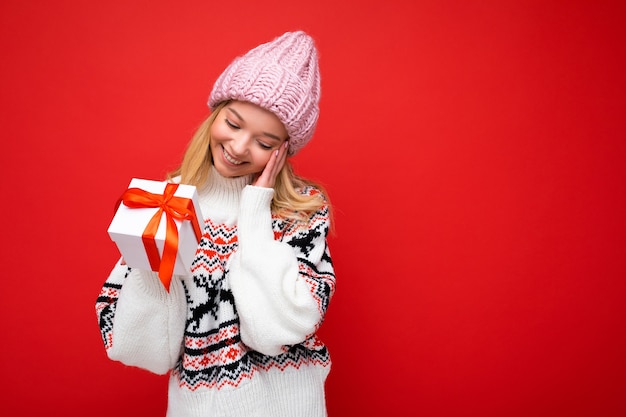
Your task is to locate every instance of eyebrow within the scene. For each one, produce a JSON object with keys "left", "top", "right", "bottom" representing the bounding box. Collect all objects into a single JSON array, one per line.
[{"left": 226, "top": 107, "right": 283, "bottom": 142}]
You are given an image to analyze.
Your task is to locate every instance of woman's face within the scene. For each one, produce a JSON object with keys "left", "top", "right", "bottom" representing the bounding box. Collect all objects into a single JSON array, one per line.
[{"left": 210, "top": 101, "right": 288, "bottom": 178}]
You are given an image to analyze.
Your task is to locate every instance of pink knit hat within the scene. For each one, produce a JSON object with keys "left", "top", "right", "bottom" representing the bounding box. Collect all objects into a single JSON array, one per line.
[{"left": 208, "top": 31, "right": 320, "bottom": 156}]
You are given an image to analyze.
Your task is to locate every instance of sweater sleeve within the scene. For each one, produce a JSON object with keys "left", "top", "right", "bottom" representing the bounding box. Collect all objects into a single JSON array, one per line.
[
  {"left": 95, "top": 258, "right": 187, "bottom": 374},
  {"left": 228, "top": 185, "right": 336, "bottom": 356}
]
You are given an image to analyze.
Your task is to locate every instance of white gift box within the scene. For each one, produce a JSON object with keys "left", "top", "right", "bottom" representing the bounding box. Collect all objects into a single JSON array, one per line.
[{"left": 108, "top": 178, "right": 204, "bottom": 277}]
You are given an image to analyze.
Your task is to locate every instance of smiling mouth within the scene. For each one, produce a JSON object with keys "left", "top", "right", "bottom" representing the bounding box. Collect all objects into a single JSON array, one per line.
[{"left": 222, "top": 147, "right": 244, "bottom": 165}]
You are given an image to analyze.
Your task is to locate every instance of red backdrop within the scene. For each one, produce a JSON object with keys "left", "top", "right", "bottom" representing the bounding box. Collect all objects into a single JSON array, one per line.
[{"left": 1, "top": 1, "right": 625, "bottom": 416}]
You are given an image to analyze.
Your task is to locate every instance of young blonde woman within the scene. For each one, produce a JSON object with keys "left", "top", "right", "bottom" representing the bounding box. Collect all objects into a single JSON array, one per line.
[{"left": 96, "top": 31, "right": 336, "bottom": 417}]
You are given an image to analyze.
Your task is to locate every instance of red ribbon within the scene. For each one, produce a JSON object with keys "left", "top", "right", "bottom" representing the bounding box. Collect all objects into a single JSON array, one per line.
[{"left": 118, "top": 183, "right": 202, "bottom": 291}]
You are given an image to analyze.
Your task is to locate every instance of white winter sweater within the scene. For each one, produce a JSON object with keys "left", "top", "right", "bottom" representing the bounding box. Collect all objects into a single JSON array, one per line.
[{"left": 96, "top": 167, "right": 336, "bottom": 417}]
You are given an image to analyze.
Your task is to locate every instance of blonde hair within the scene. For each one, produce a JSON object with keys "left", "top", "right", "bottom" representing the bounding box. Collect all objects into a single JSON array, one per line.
[{"left": 167, "top": 102, "right": 331, "bottom": 227}]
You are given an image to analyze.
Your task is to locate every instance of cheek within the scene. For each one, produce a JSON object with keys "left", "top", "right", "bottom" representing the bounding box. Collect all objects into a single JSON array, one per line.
[
  {"left": 209, "top": 123, "right": 224, "bottom": 141},
  {"left": 258, "top": 151, "right": 274, "bottom": 166},
  {"left": 248, "top": 151, "right": 272, "bottom": 172}
]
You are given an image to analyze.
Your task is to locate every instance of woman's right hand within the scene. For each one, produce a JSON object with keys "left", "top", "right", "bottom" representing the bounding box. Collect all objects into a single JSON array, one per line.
[{"left": 252, "top": 140, "right": 289, "bottom": 188}]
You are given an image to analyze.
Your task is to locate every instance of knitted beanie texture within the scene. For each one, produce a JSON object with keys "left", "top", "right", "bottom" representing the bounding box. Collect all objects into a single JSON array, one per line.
[{"left": 208, "top": 31, "right": 321, "bottom": 156}]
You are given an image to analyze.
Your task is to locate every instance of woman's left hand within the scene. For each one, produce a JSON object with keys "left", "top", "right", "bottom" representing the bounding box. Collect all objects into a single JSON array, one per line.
[{"left": 252, "top": 141, "right": 289, "bottom": 188}]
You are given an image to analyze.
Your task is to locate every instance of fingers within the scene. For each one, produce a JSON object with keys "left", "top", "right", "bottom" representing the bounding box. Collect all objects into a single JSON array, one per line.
[
  {"left": 274, "top": 140, "right": 289, "bottom": 172},
  {"left": 271, "top": 141, "right": 289, "bottom": 180},
  {"left": 253, "top": 140, "right": 289, "bottom": 188}
]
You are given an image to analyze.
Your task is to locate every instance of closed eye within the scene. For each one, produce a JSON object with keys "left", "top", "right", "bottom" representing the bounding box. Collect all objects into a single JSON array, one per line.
[{"left": 225, "top": 118, "right": 240, "bottom": 129}]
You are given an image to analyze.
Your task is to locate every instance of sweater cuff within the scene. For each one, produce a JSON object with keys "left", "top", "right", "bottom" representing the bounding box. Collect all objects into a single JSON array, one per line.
[
  {"left": 126, "top": 268, "right": 170, "bottom": 304},
  {"left": 238, "top": 185, "right": 274, "bottom": 242}
]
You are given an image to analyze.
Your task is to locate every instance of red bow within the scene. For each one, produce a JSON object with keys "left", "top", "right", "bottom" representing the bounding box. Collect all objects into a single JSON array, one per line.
[{"left": 119, "top": 183, "right": 202, "bottom": 291}]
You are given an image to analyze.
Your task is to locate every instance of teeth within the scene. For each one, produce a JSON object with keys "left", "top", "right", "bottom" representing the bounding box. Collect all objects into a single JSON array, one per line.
[{"left": 223, "top": 148, "right": 243, "bottom": 165}]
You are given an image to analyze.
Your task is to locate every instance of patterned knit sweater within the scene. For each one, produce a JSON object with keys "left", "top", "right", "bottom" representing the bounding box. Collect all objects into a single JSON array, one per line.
[{"left": 96, "top": 167, "right": 336, "bottom": 417}]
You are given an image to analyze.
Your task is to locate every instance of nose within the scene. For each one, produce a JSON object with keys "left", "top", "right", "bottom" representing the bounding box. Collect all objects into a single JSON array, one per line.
[{"left": 229, "top": 133, "right": 249, "bottom": 157}]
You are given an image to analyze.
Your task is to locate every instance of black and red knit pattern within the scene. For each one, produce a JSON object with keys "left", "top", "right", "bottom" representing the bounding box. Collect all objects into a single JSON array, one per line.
[
  {"left": 175, "top": 199, "right": 334, "bottom": 390},
  {"left": 96, "top": 272, "right": 128, "bottom": 350}
]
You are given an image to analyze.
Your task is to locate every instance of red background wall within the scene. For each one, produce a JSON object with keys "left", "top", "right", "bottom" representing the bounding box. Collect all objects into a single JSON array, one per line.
[{"left": 1, "top": 1, "right": 625, "bottom": 415}]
